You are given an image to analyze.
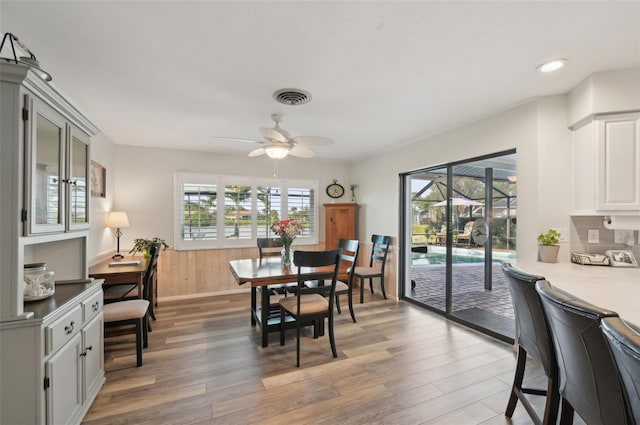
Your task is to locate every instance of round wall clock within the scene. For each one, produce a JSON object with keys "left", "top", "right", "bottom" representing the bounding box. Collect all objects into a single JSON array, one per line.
[
  {"left": 326, "top": 179, "right": 345, "bottom": 199},
  {"left": 471, "top": 219, "right": 489, "bottom": 245}
]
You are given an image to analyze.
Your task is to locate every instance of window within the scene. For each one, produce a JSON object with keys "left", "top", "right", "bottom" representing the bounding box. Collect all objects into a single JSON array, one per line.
[{"left": 174, "top": 173, "right": 318, "bottom": 250}]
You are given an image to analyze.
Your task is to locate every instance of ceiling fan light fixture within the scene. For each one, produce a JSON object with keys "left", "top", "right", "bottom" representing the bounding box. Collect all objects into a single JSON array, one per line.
[{"left": 264, "top": 144, "right": 290, "bottom": 159}]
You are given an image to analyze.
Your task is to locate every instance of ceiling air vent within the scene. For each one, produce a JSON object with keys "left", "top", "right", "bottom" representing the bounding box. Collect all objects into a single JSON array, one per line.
[{"left": 273, "top": 88, "right": 312, "bottom": 106}]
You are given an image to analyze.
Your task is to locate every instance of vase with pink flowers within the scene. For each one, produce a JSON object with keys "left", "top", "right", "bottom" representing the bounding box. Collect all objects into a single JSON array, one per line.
[{"left": 270, "top": 219, "right": 303, "bottom": 267}]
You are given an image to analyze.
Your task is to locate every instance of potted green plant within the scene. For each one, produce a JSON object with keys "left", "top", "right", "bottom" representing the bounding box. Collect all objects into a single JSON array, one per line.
[
  {"left": 537, "top": 229, "right": 561, "bottom": 263},
  {"left": 129, "top": 237, "right": 169, "bottom": 258}
]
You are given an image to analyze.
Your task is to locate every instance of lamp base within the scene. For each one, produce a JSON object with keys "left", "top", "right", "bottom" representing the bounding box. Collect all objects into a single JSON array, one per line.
[{"left": 112, "top": 253, "right": 124, "bottom": 260}]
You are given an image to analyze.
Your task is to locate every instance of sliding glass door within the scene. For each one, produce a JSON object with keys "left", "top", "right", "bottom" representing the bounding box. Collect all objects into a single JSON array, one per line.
[{"left": 401, "top": 151, "right": 517, "bottom": 342}]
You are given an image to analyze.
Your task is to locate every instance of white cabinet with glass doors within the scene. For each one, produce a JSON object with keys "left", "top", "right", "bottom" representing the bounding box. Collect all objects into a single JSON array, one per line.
[{"left": 25, "top": 95, "right": 91, "bottom": 235}]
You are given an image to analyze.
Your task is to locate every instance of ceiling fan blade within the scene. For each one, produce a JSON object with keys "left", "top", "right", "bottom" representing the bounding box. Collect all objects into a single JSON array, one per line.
[
  {"left": 260, "top": 127, "right": 288, "bottom": 143},
  {"left": 289, "top": 145, "right": 315, "bottom": 158},
  {"left": 291, "top": 136, "right": 334, "bottom": 147},
  {"left": 213, "top": 137, "right": 262, "bottom": 144},
  {"left": 248, "top": 147, "right": 266, "bottom": 157}
]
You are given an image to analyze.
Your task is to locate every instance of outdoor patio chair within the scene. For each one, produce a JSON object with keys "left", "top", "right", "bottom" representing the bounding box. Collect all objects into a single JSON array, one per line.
[
  {"left": 353, "top": 234, "right": 392, "bottom": 303},
  {"left": 456, "top": 221, "right": 475, "bottom": 247},
  {"left": 435, "top": 225, "right": 447, "bottom": 245}
]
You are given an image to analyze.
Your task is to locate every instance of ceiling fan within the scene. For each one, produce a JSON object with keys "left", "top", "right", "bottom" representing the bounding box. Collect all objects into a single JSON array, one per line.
[{"left": 216, "top": 114, "right": 333, "bottom": 159}]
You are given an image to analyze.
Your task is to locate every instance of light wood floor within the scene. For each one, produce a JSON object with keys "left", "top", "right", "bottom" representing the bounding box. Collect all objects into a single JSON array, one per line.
[{"left": 82, "top": 291, "right": 565, "bottom": 425}]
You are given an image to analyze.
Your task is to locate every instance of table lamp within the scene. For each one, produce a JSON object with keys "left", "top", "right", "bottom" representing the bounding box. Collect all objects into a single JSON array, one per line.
[{"left": 107, "top": 211, "right": 129, "bottom": 259}]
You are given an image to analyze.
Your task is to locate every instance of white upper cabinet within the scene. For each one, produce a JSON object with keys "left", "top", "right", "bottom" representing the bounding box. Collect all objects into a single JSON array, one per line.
[
  {"left": 596, "top": 113, "right": 640, "bottom": 211},
  {"left": 572, "top": 112, "right": 640, "bottom": 214},
  {"left": 26, "top": 95, "right": 91, "bottom": 235}
]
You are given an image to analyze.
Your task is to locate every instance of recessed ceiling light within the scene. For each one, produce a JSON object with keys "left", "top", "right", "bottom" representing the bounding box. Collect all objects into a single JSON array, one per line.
[{"left": 536, "top": 59, "right": 568, "bottom": 73}]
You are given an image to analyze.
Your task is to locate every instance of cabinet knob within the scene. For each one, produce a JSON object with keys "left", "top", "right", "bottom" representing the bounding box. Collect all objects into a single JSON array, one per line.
[
  {"left": 80, "top": 346, "right": 93, "bottom": 357},
  {"left": 64, "top": 321, "right": 75, "bottom": 335},
  {"left": 92, "top": 301, "right": 100, "bottom": 312}
]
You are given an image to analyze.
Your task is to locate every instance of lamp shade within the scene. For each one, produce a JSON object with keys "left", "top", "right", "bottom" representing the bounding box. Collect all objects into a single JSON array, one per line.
[{"left": 106, "top": 212, "right": 129, "bottom": 228}]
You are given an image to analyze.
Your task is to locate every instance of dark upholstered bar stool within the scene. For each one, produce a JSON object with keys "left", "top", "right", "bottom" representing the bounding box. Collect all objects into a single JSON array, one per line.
[
  {"left": 601, "top": 316, "right": 640, "bottom": 424},
  {"left": 501, "top": 263, "right": 559, "bottom": 425},
  {"left": 536, "top": 280, "right": 628, "bottom": 425}
]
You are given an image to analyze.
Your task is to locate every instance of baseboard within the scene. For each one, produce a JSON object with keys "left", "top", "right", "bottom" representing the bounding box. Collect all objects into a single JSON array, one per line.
[{"left": 159, "top": 288, "right": 249, "bottom": 302}]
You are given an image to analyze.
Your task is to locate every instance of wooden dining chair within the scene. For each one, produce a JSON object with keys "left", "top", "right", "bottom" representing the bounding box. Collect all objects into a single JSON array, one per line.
[
  {"left": 334, "top": 239, "right": 360, "bottom": 323},
  {"left": 257, "top": 237, "right": 295, "bottom": 308},
  {"left": 103, "top": 242, "right": 162, "bottom": 316},
  {"left": 353, "top": 234, "right": 391, "bottom": 303},
  {"left": 279, "top": 249, "right": 342, "bottom": 367},
  {"left": 102, "top": 243, "right": 159, "bottom": 367}
]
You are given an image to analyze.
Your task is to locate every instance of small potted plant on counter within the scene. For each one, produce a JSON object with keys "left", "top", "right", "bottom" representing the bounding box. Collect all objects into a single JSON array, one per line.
[
  {"left": 129, "top": 237, "right": 169, "bottom": 258},
  {"left": 537, "top": 229, "right": 561, "bottom": 263}
]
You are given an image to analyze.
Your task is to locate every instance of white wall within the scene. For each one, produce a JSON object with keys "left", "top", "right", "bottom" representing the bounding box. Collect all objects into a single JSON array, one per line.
[
  {"left": 351, "top": 95, "right": 573, "bottom": 262},
  {"left": 535, "top": 96, "right": 573, "bottom": 261},
  {"left": 88, "top": 133, "right": 117, "bottom": 262},
  {"left": 108, "top": 145, "right": 352, "bottom": 252}
]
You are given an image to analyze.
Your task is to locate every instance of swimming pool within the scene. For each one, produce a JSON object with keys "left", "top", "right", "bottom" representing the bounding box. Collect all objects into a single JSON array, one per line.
[{"left": 412, "top": 246, "right": 515, "bottom": 265}]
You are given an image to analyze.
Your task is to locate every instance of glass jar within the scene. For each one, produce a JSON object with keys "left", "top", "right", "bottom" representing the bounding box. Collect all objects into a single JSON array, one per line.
[{"left": 24, "top": 263, "right": 55, "bottom": 301}]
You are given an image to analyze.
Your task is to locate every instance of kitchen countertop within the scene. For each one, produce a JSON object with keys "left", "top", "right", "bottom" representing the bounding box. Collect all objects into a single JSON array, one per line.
[
  {"left": 513, "top": 260, "right": 640, "bottom": 326},
  {"left": 23, "top": 279, "right": 102, "bottom": 321}
]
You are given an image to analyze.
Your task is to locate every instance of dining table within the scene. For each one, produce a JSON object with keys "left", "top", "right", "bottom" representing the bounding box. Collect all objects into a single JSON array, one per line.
[{"left": 229, "top": 256, "right": 347, "bottom": 347}]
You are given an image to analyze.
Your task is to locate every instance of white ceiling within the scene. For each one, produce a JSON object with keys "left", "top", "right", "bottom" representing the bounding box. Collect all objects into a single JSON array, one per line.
[{"left": 2, "top": 1, "right": 639, "bottom": 162}]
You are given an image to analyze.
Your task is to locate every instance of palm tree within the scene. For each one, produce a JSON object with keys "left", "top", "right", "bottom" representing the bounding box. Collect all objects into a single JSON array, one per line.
[{"left": 225, "top": 185, "right": 251, "bottom": 237}]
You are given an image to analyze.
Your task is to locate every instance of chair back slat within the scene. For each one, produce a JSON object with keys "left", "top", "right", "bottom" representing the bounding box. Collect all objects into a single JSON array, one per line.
[
  {"left": 369, "top": 234, "right": 391, "bottom": 268},
  {"left": 257, "top": 237, "right": 284, "bottom": 260},
  {"left": 294, "top": 249, "right": 342, "bottom": 302},
  {"left": 338, "top": 239, "right": 359, "bottom": 281}
]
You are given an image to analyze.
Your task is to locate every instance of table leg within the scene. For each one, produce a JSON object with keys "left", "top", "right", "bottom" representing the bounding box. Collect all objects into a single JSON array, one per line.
[
  {"left": 261, "top": 286, "right": 270, "bottom": 347},
  {"left": 251, "top": 287, "right": 257, "bottom": 326}
]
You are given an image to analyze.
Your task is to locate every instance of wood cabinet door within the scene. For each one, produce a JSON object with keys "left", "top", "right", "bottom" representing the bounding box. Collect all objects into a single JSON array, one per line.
[{"left": 325, "top": 204, "right": 357, "bottom": 249}]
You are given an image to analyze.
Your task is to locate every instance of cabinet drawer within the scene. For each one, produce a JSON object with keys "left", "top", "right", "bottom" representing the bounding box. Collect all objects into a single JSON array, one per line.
[
  {"left": 46, "top": 305, "right": 83, "bottom": 355},
  {"left": 83, "top": 290, "right": 103, "bottom": 323}
]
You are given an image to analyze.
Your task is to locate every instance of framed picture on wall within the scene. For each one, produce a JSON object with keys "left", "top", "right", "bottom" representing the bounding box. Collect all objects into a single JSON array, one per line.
[{"left": 91, "top": 161, "right": 106, "bottom": 198}]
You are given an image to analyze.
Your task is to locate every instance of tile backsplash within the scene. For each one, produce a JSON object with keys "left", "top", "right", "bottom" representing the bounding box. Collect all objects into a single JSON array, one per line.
[{"left": 570, "top": 216, "right": 640, "bottom": 259}]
